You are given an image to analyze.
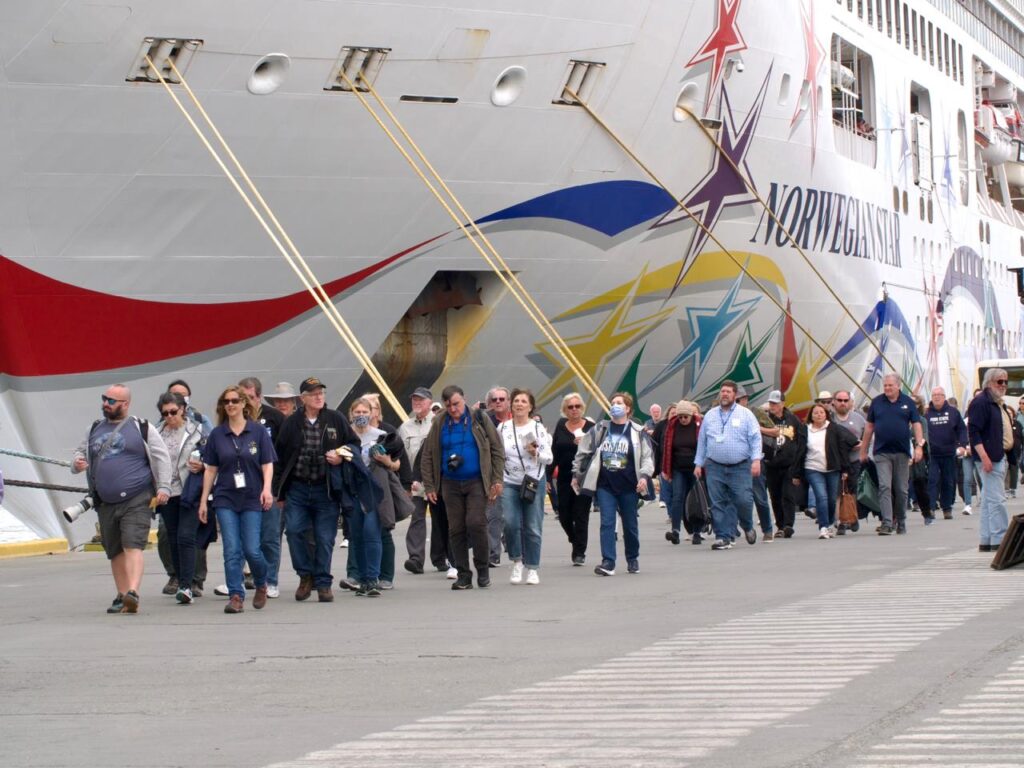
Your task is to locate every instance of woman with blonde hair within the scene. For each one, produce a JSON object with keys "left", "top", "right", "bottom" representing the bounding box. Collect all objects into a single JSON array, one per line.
[{"left": 551, "top": 392, "right": 595, "bottom": 565}]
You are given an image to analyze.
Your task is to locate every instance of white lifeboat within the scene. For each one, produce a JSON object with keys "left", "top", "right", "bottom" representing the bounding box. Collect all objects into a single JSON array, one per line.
[{"left": 976, "top": 103, "right": 1015, "bottom": 165}]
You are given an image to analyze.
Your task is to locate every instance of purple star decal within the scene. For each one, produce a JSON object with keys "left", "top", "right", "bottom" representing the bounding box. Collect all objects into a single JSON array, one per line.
[{"left": 654, "top": 67, "right": 772, "bottom": 293}]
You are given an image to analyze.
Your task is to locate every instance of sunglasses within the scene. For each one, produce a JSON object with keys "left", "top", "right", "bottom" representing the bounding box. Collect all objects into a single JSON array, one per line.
[
  {"left": 996, "top": 379, "right": 1009, "bottom": 385},
  {"left": 101, "top": 396, "right": 125, "bottom": 405},
  {"left": 489, "top": 396, "right": 507, "bottom": 402},
  {"left": 161, "top": 408, "right": 180, "bottom": 417},
  {"left": 221, "top": 397, "right": 242, "bottom": 405},
  {"left": 566, "top": 404, "right": 583, "bottom": 409},
  {"left": 834, "top": 398, "right": 850, "bottom": 403}
]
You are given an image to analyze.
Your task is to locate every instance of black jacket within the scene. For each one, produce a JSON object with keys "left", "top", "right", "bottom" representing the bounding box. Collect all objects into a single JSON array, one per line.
[
  {"left": 765, "top": 408, "right": 807, "bottom": 470},
  {"left": 967, "top": 389, "right": 1006, "bottom": 464},
  {"left": 273, "top": 408, "right": 359, "bottom": 500},
  {"left": 799, "top": 422, "right": 858, "bottom": 479}
]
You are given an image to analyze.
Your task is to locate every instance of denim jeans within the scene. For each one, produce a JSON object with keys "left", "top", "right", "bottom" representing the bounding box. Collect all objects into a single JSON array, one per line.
[
  {"left": 659, "top": 475, "right": 672, "bottom": 505},
  {"left": 752, "top": 473, "right": 772, "bottom": 533},
  {"left": 979, "top": 457, "right": 1009, "bottom": 546},
  {"left": 215, "top": 507, "right": 267, "bottom": 598},
  {"left": 874, "top": 452, "right": 910, "bottom": 525},
  {"left": 595, "top": 487, "right": 639, "bottom": 564},
  {"left": 502, "top": 479, "right": 545, "bottom": 568},
  {"left": 805, "top": 469, "right": 840, "bottom": 528},
  {"left": 927, "top": 454, "right": 958, "bottom": 512},
  {"left": 345, "top": 494, "right": 383, "bottom": 582},
  {"left": 284, "top": 482, "right": 339, "bottom": 588},
  {"left": 668, "top": 470, "right": 695, "bottom": 534},
  {"left": 961, "top": 456, "right": 980, "bottom": 505},
  {"left": 704, "top": 460, "right": 754, "bottom": 541},
  {"left": 159, "top": 496, "right": 198, "bottom": 589},
  {"left": 261, "top": 503, "right": 283, "bottom": 587}
]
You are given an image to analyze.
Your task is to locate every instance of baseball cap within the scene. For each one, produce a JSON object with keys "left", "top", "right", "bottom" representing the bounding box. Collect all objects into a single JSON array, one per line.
[
  {"left": 767, "top": 390, "right": 784, "bottom": 404},
  {"left": 411, "top": 387, "right": 433, "bottom": 400},
  {"left": 299, "top": 377, "right": 327, "bottom": 393}
]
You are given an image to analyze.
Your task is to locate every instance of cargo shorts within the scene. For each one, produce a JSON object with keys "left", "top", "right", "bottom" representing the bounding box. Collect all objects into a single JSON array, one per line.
[{"left": 97, "top": 490, "right": 154, "bottom": 559}]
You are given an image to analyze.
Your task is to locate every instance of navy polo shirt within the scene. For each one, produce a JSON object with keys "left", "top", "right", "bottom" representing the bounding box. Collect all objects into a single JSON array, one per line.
[
  {"left": 203, "top": 420, "right": 277, "bottom": 510},
  {"left": 867, "top": 393, "right": 921, "bottom": 455}
]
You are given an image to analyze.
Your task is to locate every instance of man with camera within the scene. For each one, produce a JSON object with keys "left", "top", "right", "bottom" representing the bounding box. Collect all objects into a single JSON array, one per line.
[
  {"left": 72, "top": 384, "right": 172, "bottom": 614},
  {"left": 273, "top": 377, "right": 359, "bottom": 602},
  {"left": 420, "top": 385, "right": 506, "bottom": 590}
]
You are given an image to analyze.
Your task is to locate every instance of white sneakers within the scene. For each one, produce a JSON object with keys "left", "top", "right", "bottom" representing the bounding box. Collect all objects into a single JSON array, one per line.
[
  {"left": 213, "top": 584, "right": 230, "bottom": 596},
  {"left": 510, "top": 562, "right": 524, "bottom": 584},
  {"left": 963, "top": 505, "right": 973, "bottom": 516},
  {"left": 818, "top": 527, "right": 832, "bottom": 539},
  {"left": 446, "top": 566, "right": 458, "bottom": 579},
  {"left": 266, "top": 585, "right": 280, "bottom": 599},
  {"left": 526, "top": 569, "right": 539, "bottom": 585}
]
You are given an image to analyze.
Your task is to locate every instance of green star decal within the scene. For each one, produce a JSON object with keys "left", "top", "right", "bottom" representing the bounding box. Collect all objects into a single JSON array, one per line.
[{"left": 698, "top": 320, "right": 780, "bottom": 401}]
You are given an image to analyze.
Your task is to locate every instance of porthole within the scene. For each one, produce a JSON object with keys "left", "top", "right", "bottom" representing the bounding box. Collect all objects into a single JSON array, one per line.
[
  {"left": 778, "top": 73, "right": 791, "bottom": 106},
  {"left": 247, "top": 53, "right": 290, "bottom": 95},
  {"left": 673, "top": 82, "right": 701, "bottom": 122},
  {"left": 491, "top": 66, "right": 526, "bottom": 107},
  {"left": 893, "top": 186, "right": 900, "bottom": 211},
  {"left": 927, "top": 198, "right": 934, "bottom": 223},
  {"left": 902, "top": 190, "right": 909, "bottom": 214}
]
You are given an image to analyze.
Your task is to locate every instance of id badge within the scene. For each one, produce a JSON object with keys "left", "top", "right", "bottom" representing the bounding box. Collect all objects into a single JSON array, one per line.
[
  {"left": 233, "top": 472, "right": 246, "bottom": 489},
  {"left": 731, "top": 418, "right": 740, "bottom": 427},
  {"left": 715, "top": 435, "right": 725, "bottom": 443}
]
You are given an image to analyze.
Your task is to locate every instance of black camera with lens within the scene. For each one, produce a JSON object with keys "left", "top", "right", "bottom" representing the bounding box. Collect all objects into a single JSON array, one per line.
[{"left": 447, "top": 453, "right": 463, "bottom": 472}]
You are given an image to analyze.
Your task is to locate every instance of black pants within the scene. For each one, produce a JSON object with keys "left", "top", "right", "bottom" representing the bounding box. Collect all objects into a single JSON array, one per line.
[
  {"left": 159, "top": 496, "right": 199, "bottom": 589},
  {"left": 441, "top": 478, "right": 490, "bottom": 577},
  {"left": 556, "top": 477, "right": 592, "bottom": 559},
  {"left": 429, "top": 494, "right": 452, "bottom": 570},
  {"left": 766, "top": 464, "right": 798, "bottom": 530}
]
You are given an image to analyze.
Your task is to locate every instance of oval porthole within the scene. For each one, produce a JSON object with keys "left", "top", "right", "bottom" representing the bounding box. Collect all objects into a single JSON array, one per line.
[
  {"left": 491, "top": 66, "right": 526, "bottom": 106},
  {"left": 673, "top": 82, "right": 701, "bottom": 122},
  {"left": 247, "top": 53, "right": 290, "bottom": 95}
]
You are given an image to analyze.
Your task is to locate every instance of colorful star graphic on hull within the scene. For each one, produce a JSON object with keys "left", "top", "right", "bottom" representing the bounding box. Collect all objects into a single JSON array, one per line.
[
  {"left": 790, "top": 0, "right": 827, "bottom": 163},
  {"left": 655, "top": 69, "right": 771, "bottom": 292},
  {"left": 534, "top": 267, "right": 674, "bottom": 407},
  {"left": 686, "top": 0, "right": 747, "bottom": 114},
  {"left": 642, "top": 273, "right": 759, "bottom": 394},
  {"left": 697, "top": 319, "right": 781, "bottom": 400}
]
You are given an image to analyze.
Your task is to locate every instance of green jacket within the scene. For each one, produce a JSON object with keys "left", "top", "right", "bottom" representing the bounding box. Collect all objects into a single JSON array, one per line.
[{"left": 420, "top": 408, "right": 506, "bottom": 496}]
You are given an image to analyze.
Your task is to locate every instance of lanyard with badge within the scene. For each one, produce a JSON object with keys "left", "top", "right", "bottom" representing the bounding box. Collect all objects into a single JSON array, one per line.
[
  {"left": 715, "top": 407, "right": 734, "bottom": 443},
  {"left": 230, "top": 430, "right": 247, "bottom": 489}
]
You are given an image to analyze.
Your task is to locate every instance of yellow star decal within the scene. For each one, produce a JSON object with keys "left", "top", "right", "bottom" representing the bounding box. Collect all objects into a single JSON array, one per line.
[{"left": 536, "top": 267, "right": 674, "bottom": 407}]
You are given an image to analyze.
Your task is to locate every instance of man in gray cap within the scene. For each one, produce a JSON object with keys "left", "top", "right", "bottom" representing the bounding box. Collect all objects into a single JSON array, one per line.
[
  {"left": 762, "top": 389, "right": 806, "bottom": 538},
  {"left": 401, "top": 387, "right": 453, "bottom": 576}
]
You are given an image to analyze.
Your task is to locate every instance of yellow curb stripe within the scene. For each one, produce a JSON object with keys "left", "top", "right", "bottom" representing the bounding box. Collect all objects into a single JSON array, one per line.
[{"left": 0, "top": 538, "right": 69, "bottom": 559}]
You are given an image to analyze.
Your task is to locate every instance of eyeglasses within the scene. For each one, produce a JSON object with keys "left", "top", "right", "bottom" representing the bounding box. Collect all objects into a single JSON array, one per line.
[
  {"left": 996, "top": 379, "right": 1009, "bottom": 385},
  {"left": 566, "top": 404, "right": 583, "bottom": 410},
  {"left": 817, "top": 399, "right": 833, "bottom": 404},
  {"left": 834, "top": 398, "right": 850, "bottom": 403},
  {"left": 489, "top": 396, "right": 507, "bottom": 402},
  {"left": 101, "top": 396, "right": 125, "bottom": 405},
  {"left": 161, "top": 408, "right": 180, "bottom": 418},
  {"left": 221, "top": 398, "right": 242, "bottom": 405}
]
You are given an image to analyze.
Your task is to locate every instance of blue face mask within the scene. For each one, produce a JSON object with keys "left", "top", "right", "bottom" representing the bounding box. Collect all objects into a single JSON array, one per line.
[
  {"left": 609, "top": 404, "right": 627, "bottom": 419},
  {"left": 352, "top": 414, "right": 370, "bottom": 428}
]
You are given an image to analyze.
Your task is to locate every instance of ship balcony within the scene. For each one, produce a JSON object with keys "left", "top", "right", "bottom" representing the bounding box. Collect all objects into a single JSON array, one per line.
[{"left": 833, "top": 122, "right": 877, "bottom": 167}]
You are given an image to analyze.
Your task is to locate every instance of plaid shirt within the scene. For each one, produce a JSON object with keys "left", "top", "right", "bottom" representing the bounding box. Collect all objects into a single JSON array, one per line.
[{"left": 292, "top": 416, "right": 326, "bottom": 483}]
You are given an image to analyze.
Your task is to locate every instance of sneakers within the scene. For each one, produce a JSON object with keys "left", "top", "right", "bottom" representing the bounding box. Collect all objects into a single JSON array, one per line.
[
  {"left": 253, "top": 585, "right": 268, "bottom": 609},
  {"left": 317, "top": 587, "right": 334, "bottom": 602},
  {"left": 571, "top": 555, "right": 585, "bottom": 566},
  {"left": 162, "top": 577, "right": 179, "bottom": 596},
  {"left": 339, "top": 537, "right": 349, "bottom": 548},
  {"left": 378, "top": 580, "right": 394, "bottom": 590},
  {"left": 244, "top": 575, "right": 255, "bottom": 590},
  {"left": 488, "top": 557, "right": 501, "bottom": 568},
  {"left": 121, "top": 590, "right": 140, "bottom": 614},
  {"left": 803, "top": 508, "right": 816, "bottom": 519},
  {"left": 744, "top": 528, "right": 757, "bottom": 545},
  {"left": 763, "top": 531, "right": 775, "bottom": 542},
  {"left": 403, "top": 559, "right": 424, "bottom": 575},
  {"left": 818, "top": 527, "right": 831, "bottom": 539},
  {"left": 338, "top": 577, "right": 360, "bottom": 591},
  {"left": 266, "top": 585, "right": 280, "bottom": 599},
  {"left": 175, "top": 587, "right": 193, "bottom": 605},
  {"left": 896, "top": 521, "right": 907, "bottom": 535},
  {"left": 214, "top": 584, "right": 230, "bottom": 597},
  {"left": 224, "top": 595, "right": 244, "bottom": 614},
  {"left": 665, "top": 530, "right": 680, "bottom": 545},
  {"left": 691, "top": 533, "right": 703, "bottom": 545},
  {"left": 627, "top": 559, "right": 639, "bottom": 574},
  {"left": 191, "top": 581, "right": 204, "bottom": 598},
  {"left": 295, "top": 575, "right": 314, "bottom": 601},
  {"left": 452, "top": 574, "right": 473, "bottom": 590},
  {"left": 963, "top": 505, "right": 973, "bottom": 516},
  {"left": 525, "top": 569, "right": 540, "bottom": 585},
  {"left": 943, "top": 510, "right": 953, "bottom": 520},
  {"left": 658, "top": 501, "right": 666, "bottom": 508},
  {"left": 446, "top": 566, "right": 458, "bottom": 580},
  {"left": 354, "top": 582, "right": 369, "bottom": 597},
  {"left": 365, "top": 581, "right": 382, "bottom": 597},
  {"left": 107, "top": 593, "right": 124, "bottom": 614},
  {"left": 711, "top": 539, "right": 733, "bottom": 550},
  {"left": 924, "top": 515, "right": 935, "bottom": 526},
  {"left": 510, "top": 562, "right": 524, "bottom": 585},
  {"left": 878, "top": 523, "right": 894, "bottom": 535},
  {"left": 783, "top": 526, "right": 794, "bottom": 538},
  {"left": 477, "top": 572, "right": 491, "bottom": 588},
  {"left": 594, "top": 560, "right": 615, "bottom": 576}
]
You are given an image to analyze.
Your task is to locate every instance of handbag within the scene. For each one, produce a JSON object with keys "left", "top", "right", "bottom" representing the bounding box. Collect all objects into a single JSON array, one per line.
[
  {"left": 837, "top": 479, "right": 858, "bottom": 526},
  {"left": 520, "top": 475, "right": 539, "bottom": 503},
  {"left": 856, "top": 465, "right": 881, "bottom": 514}
]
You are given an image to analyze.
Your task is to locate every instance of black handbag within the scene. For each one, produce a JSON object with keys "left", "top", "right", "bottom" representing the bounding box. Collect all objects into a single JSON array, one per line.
[{"left": 520, "top": 475, "right": 539, "bottom": 503}]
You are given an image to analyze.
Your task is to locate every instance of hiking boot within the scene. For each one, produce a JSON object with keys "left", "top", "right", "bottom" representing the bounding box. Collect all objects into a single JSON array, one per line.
[
  {"left": 253, "top": 585, "right": 268, "bottom": 609},
  {"left": 224, "top": 595, "right": 244, "bottom": 614},
  {"left": 191, "top": 581, "right": 204, "bottom": 598},
  {"left": 120, "top": 590, "right": 140, "bottom": 614},
  {"left": 107, "top": 593, "right": 124, "bottom": 614},
  {"left": 317, "top": 587, "right": 334, "bottom": 602},
  {"left": 295, "top": 575, "right": 313, "bottom": 601},
  {"left": 162, "top": 577, "right": 178, "bottom": 596},
  {"left": 943, "top": 510, "right": 953, "bottom": 520},
  {"left": 665, "top": 530, "right": 680, "bottom": 545},
  {"left": 896, "top": 521, "right": 907, "bottom": 534}
]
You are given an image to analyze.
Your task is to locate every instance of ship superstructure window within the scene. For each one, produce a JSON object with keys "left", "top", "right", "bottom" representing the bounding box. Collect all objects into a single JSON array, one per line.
[
  {"left": 894, "top": 0, "right": 902, "bottom": 44},
  {"left": 831, "top": 36, "right": 876, "bottom": 167},
  {"left": 910, "top": 82, "right": 933, "bottom": 190},
  {"left": 957, "top": 110, "right": 970, "bottom": 205},
  {"left": 126, "top": 38, "right": 202, "bottom": 83},
  {"left": 554, "top": 60, "right": 605, "bottom": 105},
  {"left": 324, "top": 46, "right": 390, "bottom": 92}
]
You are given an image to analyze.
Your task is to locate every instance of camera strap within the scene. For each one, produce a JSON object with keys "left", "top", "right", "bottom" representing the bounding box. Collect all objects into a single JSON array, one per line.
[
  {"left": 87, "top": 418, "right": 131, "bottom": 497},
  {"left": 511, "top": 422, "right": 539, "bottom": 482}
]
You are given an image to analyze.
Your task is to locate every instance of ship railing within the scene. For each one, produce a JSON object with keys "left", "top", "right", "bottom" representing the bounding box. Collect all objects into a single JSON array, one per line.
[
  {"left": 833, "top": 123, "right": 878, "bottom": 166},
  {"left": 925, "top": 0, "right": 1024, "bottom": 80}
]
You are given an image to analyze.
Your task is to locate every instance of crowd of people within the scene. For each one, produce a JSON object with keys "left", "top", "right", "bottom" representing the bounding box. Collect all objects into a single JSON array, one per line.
[{"left": 69, "top": 368, "right": 1016, "bottom": 614}]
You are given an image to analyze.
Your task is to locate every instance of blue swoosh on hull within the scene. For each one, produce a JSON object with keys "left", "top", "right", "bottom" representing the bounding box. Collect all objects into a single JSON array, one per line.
[{"left": 476, "top": 180, "right": 678, "bottom": 237}]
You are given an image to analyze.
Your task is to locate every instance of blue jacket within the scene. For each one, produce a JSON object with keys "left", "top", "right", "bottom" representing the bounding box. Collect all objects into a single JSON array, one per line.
[
  {"left": 967, "top": 389, "right": 1005, "bottom": 463},
  {"left": 924, "top": 403, "right": 968, "bottom": 457}
]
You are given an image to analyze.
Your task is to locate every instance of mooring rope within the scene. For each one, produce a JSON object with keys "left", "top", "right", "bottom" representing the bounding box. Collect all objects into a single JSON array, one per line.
[{"left": 0, "top": 448, "right": 72, "bottom": 468}]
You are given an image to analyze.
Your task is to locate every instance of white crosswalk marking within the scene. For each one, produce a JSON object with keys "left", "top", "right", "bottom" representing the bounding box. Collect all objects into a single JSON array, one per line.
[
  {"left": 854, "top": 658, "right": 1024, "bottom": 768},
  {"left": 267, "top": 552, "right": 1023, "bottom": 768}
]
